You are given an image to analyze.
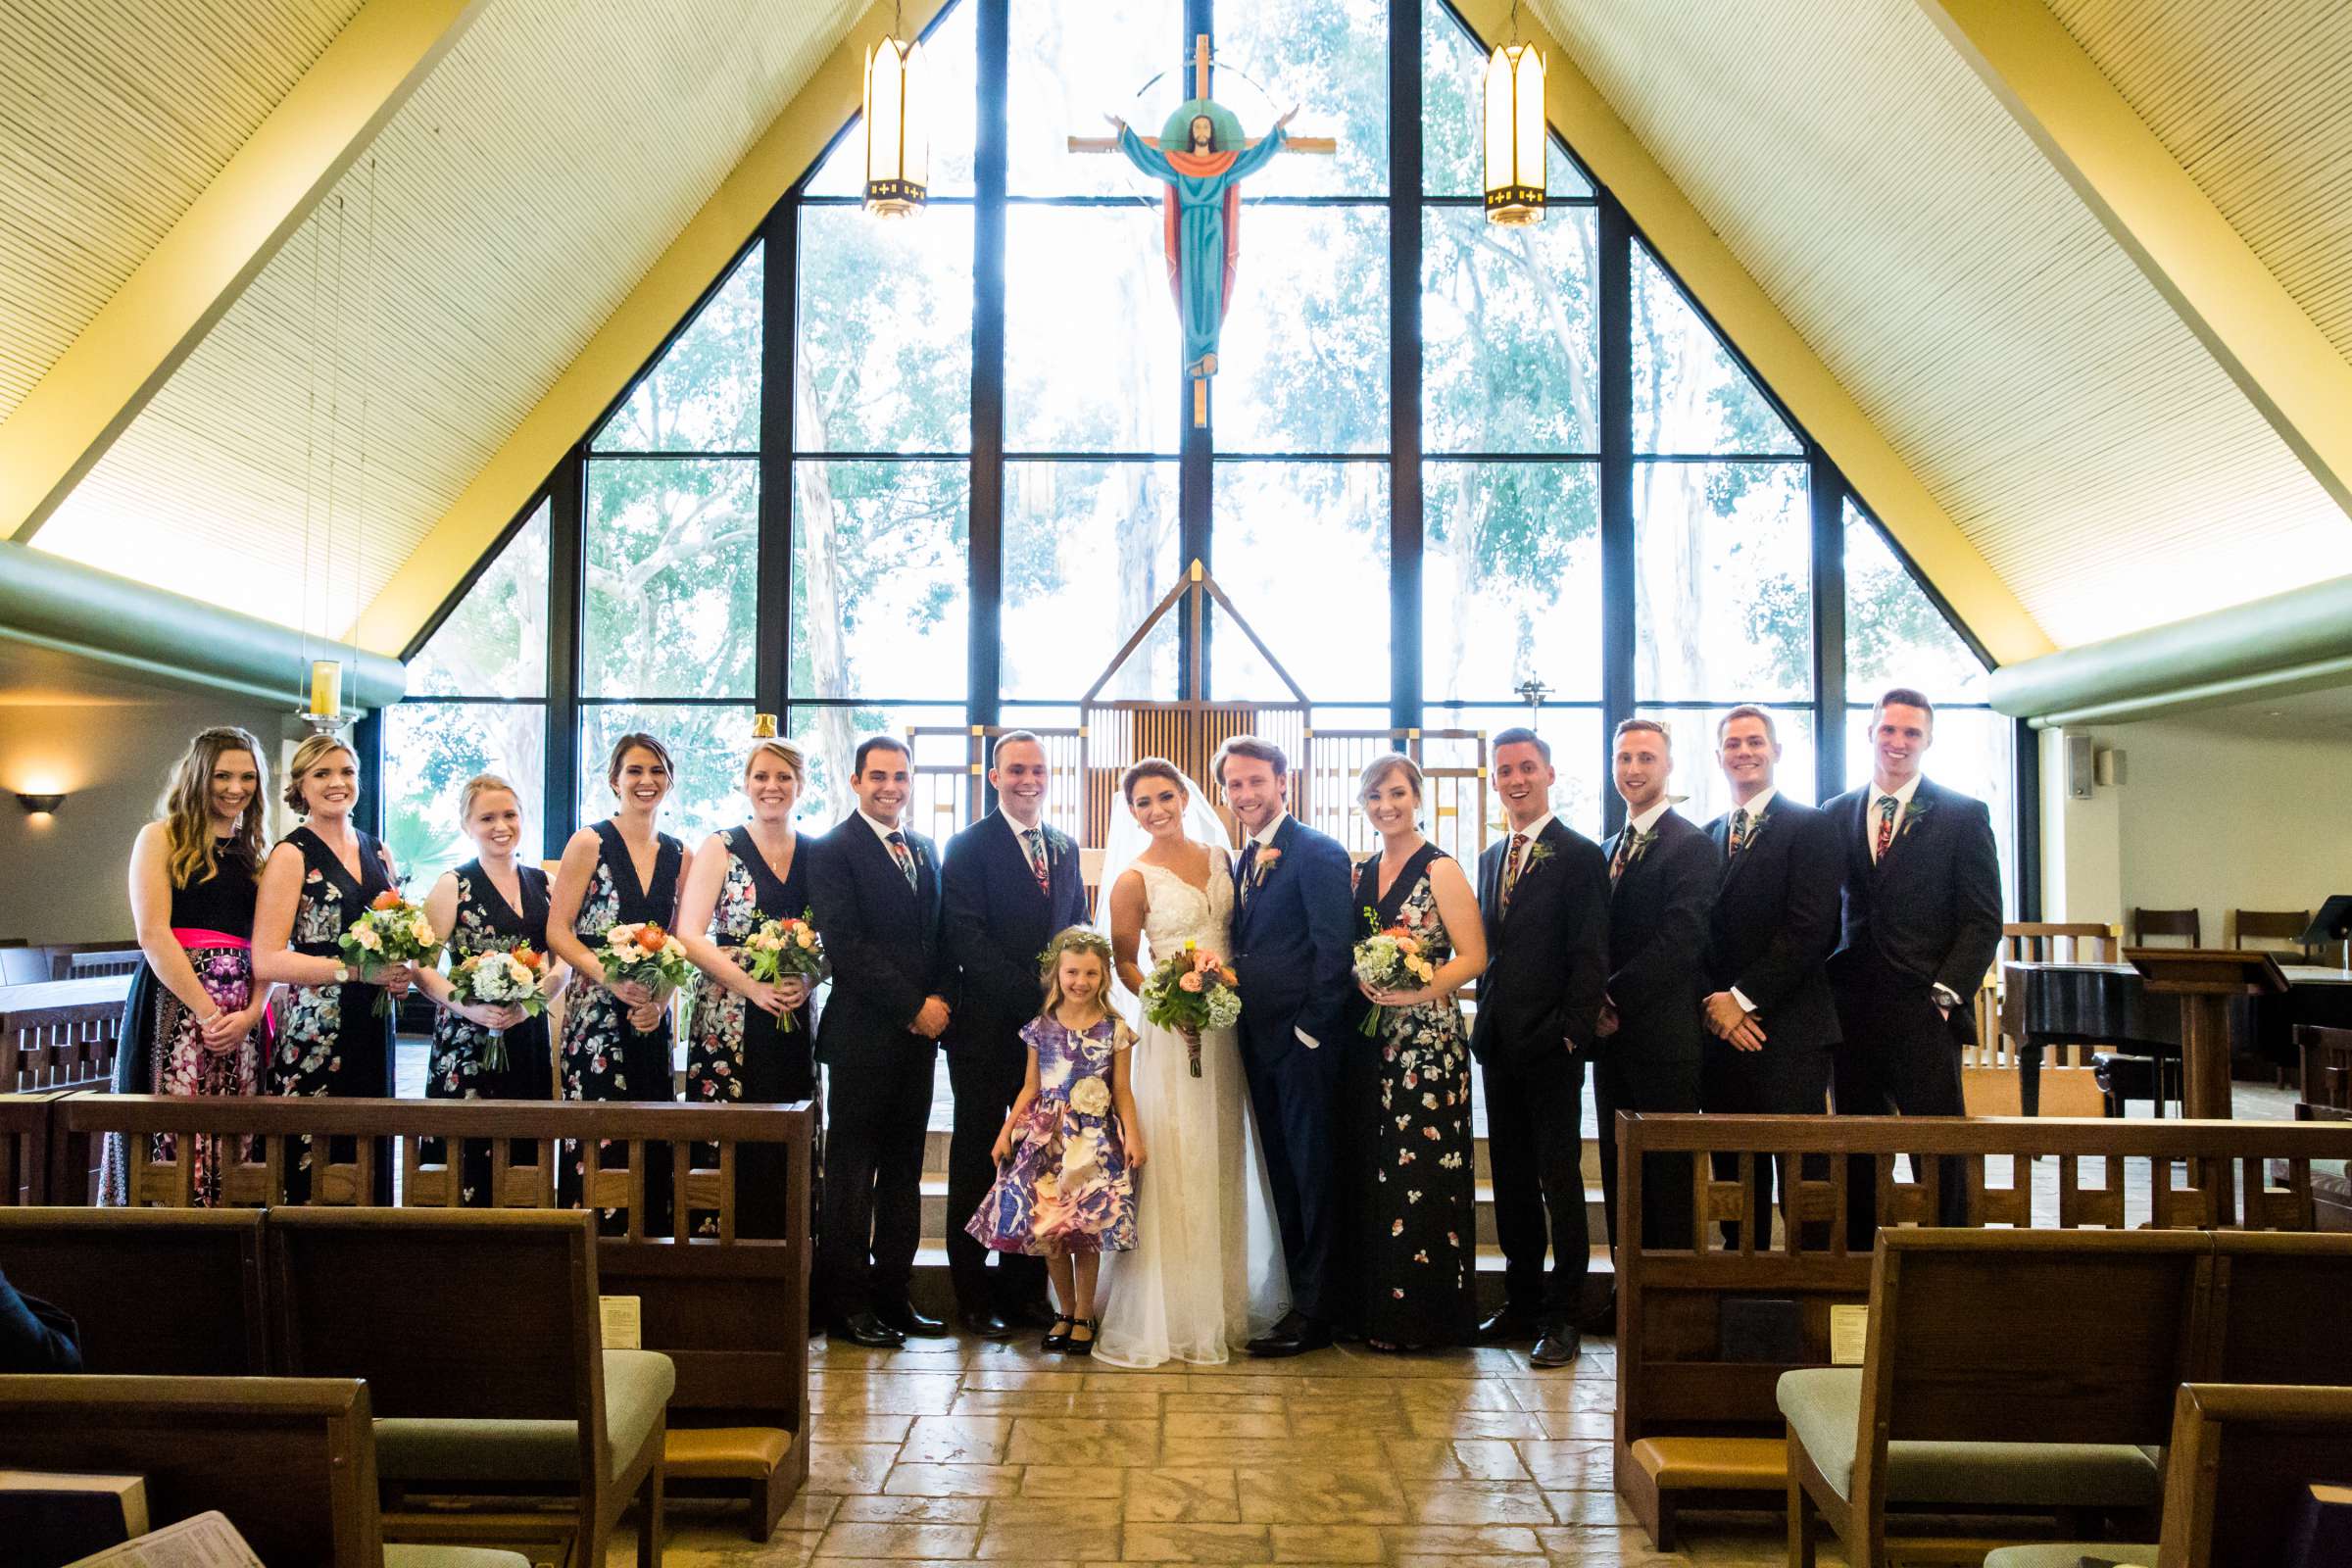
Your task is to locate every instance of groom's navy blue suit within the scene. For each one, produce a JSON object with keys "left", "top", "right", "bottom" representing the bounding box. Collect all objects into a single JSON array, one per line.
[{"left": 1228, "top": 813, "right": 1354, "bottom": 1323}]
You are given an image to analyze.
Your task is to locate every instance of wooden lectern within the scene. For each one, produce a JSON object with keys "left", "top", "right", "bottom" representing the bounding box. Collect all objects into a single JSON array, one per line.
[{"left": 2126, "top": 947, "right": 2288, "bottom": 1220}]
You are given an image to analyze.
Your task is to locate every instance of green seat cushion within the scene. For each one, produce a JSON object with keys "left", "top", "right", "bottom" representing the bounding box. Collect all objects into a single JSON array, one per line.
[
  {"left": 1982, "top": 1547, "right": 2156, "bottom": 1568},
  {"left": 375, "top": 1348, "right": 675, "bottom": 1485},
  {"left": 383, "top": 1548, "right": 534, "bottom": 1568},
  {"left": 1777, "top": 1368, "right": 2162, "bottom": 1508}
]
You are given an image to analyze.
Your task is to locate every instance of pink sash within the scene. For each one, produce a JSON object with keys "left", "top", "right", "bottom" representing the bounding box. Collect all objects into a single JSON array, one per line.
[{"left": 170, "top": 928, "right": 270, "bottom": 1033}]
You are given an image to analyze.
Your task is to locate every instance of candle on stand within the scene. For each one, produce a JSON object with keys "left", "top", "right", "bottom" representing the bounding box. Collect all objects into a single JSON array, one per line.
[{"left": 310, "top": 660, "right": 343, "bottom": 719}]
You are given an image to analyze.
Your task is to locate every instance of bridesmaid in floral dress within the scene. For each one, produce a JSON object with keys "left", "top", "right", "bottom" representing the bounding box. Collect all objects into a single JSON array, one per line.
[
  {"left": 106, "top": 726, "right": 276, "bottom": 1205},
  {"left": 548, "top": 732, "right": 684, "bottom": 1225},
  {"left": 1346, "top": 753, "right": 1488, "bottom": 1350},
  {"left": 679, "top": 733, "right": 816, "bottom": 1238},
  {"left": 254, "top": 734, "right": 417, "bottom": 1202},
  {"left": 417, "top": 774, "right": 565, "bottom": 1204}
]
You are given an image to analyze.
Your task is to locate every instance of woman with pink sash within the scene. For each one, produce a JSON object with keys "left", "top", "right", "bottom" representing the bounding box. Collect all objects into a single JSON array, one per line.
[{"left": 102, "top": 727, "right": 276, "bottom": 1205}]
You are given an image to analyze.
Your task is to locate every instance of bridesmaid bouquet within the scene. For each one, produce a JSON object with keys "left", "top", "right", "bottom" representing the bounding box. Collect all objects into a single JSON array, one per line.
[
  {"left": 1352, "top": 911, "right": 1437, "bottom": 1037},
  {"left": 1139, "top": 939, "right": 1241, "bottom": 1079},
  {"left": 447, "top": 946, "right": 549, "bottom": 1071},
  {"left": 740, "top": 911, "right": 824, "bottom": 1032},
  {"left": 339, "top": 890, "right": 443, "bottom": 1017},
  {"left": 597, "top": 921, "right": 694, "bottom": 1005}
]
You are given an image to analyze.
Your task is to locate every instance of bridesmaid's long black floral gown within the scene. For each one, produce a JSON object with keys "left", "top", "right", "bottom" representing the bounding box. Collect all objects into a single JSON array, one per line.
[
  {"left": 425, "top": 859, "right": 555, "bottom": 1204},
  {"left": 269, "top": 825, "right": 397, "bottom": 1202}
]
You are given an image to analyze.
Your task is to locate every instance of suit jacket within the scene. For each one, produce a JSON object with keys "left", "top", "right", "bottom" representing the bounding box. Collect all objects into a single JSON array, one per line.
[
  {"left": 941, "top": 810, "right": 1091, "bottom": 1053},
  {"left": 1823, "top": 776, "right": 2003, "bottom": 1027},
  {"left": 1601, "top": 808, "right": 1719, "bottom": 1067},
  {"left": 1228, "top": 814, "right": 1354, "bottom": 1058},
  {"left": 808, "top": 816, "right": 953, "bottom": 1067},
  {"left": 1469, "top": 817, "right": 1610, "bottom": 1068},
  {"left": 1701, "top": 795, "right": 1843, "bottom": 1055}
]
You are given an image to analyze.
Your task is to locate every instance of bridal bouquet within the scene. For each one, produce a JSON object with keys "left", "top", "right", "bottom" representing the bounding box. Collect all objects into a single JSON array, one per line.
[
  {"left": 1353, "top": 910, "right": 1437, "bottom": 1037},
  {"left": 447, "top": 945, "right": 550, "bottom": 1071},
  {"left": 339, "top": 890, "right": 443, "bottom": 1016},
  {"left": 1139, "top": 939, "right": 1241, "bottom": 1079},
  {"left": 596, "top": 920, "right": 693, "bottom": 1005},
  {"left": 739, "top": 911, "right": 824, "bottom": 1032}
]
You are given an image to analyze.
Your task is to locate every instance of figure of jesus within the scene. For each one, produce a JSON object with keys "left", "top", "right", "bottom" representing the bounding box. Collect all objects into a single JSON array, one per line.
[{"left": 1107, "top": 98, "right": 1298, "bottom": 379}]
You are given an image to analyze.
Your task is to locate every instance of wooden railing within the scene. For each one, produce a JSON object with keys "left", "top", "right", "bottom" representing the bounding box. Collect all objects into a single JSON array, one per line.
[{"left": 0, "top": 975, "right": 126, "bottom": 1091}]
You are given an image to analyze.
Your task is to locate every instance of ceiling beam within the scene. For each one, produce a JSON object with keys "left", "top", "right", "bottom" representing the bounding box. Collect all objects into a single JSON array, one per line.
[
  {"left": 1918, "top": 0, "right": 2352, "bottom": 522},
  {"left": 352, "top": 0, "right": 954, "bottom": 656},
  {"left": 0, "top": 0, "right": 486, "bottom": 546},
  {"left": 1492, "top": 0, "right": 2051, "bottom": 662}
]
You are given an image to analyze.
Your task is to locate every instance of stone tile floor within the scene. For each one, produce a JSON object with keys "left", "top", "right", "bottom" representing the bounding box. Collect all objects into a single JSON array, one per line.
[{"left": 635, "top": 1330, "right": 1832, "bottom": 1566}]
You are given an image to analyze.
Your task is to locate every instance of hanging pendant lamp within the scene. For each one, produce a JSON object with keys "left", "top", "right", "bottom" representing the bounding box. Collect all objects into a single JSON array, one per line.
[
  {"left": 863, "top": 4, "right": 928, "bottom": 219},
  {"left": 1484, "top": 4, "right": 1545, "bottom": 226}
]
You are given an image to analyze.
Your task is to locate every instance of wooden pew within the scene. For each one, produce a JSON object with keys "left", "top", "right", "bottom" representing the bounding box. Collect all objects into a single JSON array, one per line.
[
  {"left": 1610, "top": 1111, "right": 2352, "bottom": 1548},
  {"left": 266, "top": 1206, "right": 663, "bottom": 1568},
  {"left": 1784, "top": 1229, "right": 2209, "bottom": 1568},
  {"left": 0, "top": 1206, "right": 266, "bottom": 1373},
  {"left": 51, "top": 1093, "right": 814, "bottom": 1539},
  {"left": 1984, "top": 1383, "right": 2352, "bottom": 1568}
]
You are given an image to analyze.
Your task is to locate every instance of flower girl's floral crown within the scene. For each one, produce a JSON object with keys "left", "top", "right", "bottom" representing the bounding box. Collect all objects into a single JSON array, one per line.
[{"left": 1039, "top": 926, "right": 1114, "bottom": 981}]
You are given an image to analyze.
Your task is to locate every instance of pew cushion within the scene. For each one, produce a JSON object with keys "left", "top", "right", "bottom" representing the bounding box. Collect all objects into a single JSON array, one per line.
[
  {"left": 383, "top": 1548, "right": 534, "bottom": 1568},
  {"left": 666, "top": 1426, "right": 791, "bottom": 1480},
  {"left": 375, "top": 1349, "right": 676, "bottom": 1485},
  {"left": 1981, "top": 1547, "right": 2154, "bottom": 1568},
  {"left": 1626, "top": 1435, "right": 1785, "bottom": 1493},
  {"left": 1777, "top": 1369, "right": 2163, "bottom": 1507}
]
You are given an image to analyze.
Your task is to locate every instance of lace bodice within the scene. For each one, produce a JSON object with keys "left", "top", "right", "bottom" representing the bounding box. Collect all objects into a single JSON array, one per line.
[{"left": 1132, "top": 851, "right": 1235, "bottom": 962}]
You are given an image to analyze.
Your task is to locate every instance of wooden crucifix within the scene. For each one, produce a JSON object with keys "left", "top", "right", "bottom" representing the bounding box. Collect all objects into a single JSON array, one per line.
[{"left": 1067, "top": 35, "right": 1337, "bottom": 425}]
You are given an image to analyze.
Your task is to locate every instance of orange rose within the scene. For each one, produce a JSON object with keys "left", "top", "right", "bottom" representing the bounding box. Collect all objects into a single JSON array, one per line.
[
  {"left": 636, "top": 925, "right": 666, "bottom": 954},
  {"left": 370, "top": 891, "right": 403, "bottom": 911}
]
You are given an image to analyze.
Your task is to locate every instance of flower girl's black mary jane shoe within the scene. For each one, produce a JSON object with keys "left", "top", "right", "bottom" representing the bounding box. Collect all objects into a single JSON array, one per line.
[
  {"left": 1041, "top": 1315, "right": 1075, "bottom": 1352},
  {"left": 1066, "top": 1318, "right": 1100, "bottom": 1357}
]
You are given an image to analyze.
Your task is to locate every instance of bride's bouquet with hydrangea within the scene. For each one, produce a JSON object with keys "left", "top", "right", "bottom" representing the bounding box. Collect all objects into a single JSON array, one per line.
[
  {"left": 1140, "top": 938, "right": 1241, "bottom": 1079},
  {"left": 340, "top": 890, "right": 442, "bottom": 1016},
  {"left": 1352, "top": 909, "right": 1438, "bottom": 1036},
  {"left": 447, "top": 945, "right": 550, "bottom": 1071},
  {"left": 740, "top": 911, "right": 824, "bottom": 1032},
  {"left": 596, "top": 920, "right": 693, "bottom": 1003}
]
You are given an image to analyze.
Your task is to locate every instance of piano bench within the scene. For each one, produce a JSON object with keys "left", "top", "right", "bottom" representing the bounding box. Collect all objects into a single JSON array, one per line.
[{"left": 2092, "top": 1052, "right": 2180, "bottom": 1117}]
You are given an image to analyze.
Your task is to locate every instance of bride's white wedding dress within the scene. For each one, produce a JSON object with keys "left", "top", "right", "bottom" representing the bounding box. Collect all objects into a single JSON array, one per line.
[{"left": 1095, "top": 851, "right": 1290, "bottom": 1367}]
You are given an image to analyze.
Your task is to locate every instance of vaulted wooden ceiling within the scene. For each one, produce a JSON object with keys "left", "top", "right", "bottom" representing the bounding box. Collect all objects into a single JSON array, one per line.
[{"left": 3, "top": 0, "right": 2348, "bottom": 656}]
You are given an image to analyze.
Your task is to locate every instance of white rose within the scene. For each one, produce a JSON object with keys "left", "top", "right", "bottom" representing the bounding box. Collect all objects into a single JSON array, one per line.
[
  {"left": 507, "top": 956, "right": 534, "bottom": 986},
  {"left": 411, "top": 918, "right": 435, "bottom": 946},
  {"left": 351, "top": 925, "right": 382, "bottom": 952},
  {"left": 795, "top": 930, "right": 815, "bottom": 949}
]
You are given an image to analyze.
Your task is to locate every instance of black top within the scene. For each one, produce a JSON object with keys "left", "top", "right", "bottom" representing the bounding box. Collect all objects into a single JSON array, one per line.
[
  {"left": 451, "top": 858, "right": 551, "bottom": 954},
  {"left": 287, "top": 825, "right": 395, "bottom": 956},
  {"left": 715, "top": 826, "right": 806, "bottom": 945},
  {"left": 169, "top": 836, "right": 259, "bottom": 937},
  {"left": 1356, "top": 842, "right": 1446, "bottom": 931},
  {"left": 592, "top": 818, "right": 683, "bottom": 926}
]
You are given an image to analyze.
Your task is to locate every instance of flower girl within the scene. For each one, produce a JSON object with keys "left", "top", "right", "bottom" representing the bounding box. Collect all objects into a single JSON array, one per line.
[{"left": 966, "top": 928, "right": 1146, "bottom": 1354}]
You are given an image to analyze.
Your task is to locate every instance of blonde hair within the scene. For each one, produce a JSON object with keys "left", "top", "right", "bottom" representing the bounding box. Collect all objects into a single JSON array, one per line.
[
  {"left": 744, "top": 737, "right": 805, "bottom": 781},
  {"left": 1039, "top": 926, "right": 1114, "bottom": 1021},
  {"left": 159, "top": 726, "right": 269, "bottom": 888},
  {"left": 1355, "top": 751, "right": 1423, "bottom": 806},
  {"left": 282, "top": 734, "right": 357, "bottom": 815},
  {"left": 457, "top": 773, "right": 520, "bottom": 824}
]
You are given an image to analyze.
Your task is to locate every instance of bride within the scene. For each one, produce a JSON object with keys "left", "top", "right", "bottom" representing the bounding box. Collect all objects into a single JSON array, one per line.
[{"left": 1093, "top": 758, "right": 1289, "bottom": 1366}]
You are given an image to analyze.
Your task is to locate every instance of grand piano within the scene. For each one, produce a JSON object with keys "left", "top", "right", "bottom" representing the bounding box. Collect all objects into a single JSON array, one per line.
[{"left": 2003, "top": 958, "right": 2352, "bottom": 1116}]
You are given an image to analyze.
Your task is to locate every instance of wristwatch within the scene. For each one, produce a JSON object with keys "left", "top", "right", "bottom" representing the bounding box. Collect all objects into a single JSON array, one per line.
[{"left": 332, "top": 962, "right": 353, "bottom": 984}]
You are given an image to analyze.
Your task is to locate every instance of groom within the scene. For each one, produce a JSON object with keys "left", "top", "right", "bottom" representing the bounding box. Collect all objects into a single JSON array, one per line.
[{"left": 1217, "top": 735, "right": 1353, "bottom": 1356}]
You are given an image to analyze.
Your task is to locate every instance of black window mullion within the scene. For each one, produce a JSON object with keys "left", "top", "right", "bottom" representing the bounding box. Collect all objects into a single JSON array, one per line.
[
  {"left": 545, "top": 453, "right": 584, "bottom": 858},
  {"left": 757, "top": 204, "right": 797, "bottom": 724},
  {"left": 1389, "top": 0, "right": 1424, "bottom": 734},
  {"left": 1810, "top": 444, "right": 1847, "bottom": 800},
  {"left": 1597, "top": 192, "right": 1635, "bottom": 839},
  {"left": 969, "top": 0, "right": 1008, "bottom": 734}
]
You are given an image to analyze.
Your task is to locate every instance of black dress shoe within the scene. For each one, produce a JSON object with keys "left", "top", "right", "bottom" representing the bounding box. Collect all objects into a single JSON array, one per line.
[
  {"left": 960, "top": 1308, "right": 1013, "bottom": 1340},
  {"left": 830, "top": 1311, "right": 906, "bottom": 1348},
  {"left": 1477, "top": 1306, "right": 1540, "bottom": 1344},
  {"left": 1246, "top": 1316, "right": 1333, "bottom": 1358},
  {"left": 876, "top": 1299, "right": 949, "bottom": 1338},
  {"left": 1530, "top": 1325, "right": 1581, "bottom": 1368}
]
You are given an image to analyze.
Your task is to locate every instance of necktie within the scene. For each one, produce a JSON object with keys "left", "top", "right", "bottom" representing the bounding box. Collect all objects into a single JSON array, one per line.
[
  {"left": 1873, "top": 795, "right": 1898, "bottom": 862},
  {"left": 1729, "top": 807, "right": 1751, "bottom": 858},
  {"left": 887, "top": 830, "right": 917, "bottom": 889},
  {"left": 1500, "top": 832, "right": 1529, "bottom": 909},
  {"left": 1022, "top": 828, "right": 1050, "bottom": 897},
  {"left": 1238, "top": 841, "right": 1258, "bottom": 904},
  {"left": 1610, "top": 827, "right": 1634, "bottom": 884}
]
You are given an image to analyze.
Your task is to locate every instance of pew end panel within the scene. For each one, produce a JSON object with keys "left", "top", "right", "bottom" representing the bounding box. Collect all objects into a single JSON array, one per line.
[
  {"left": 0, "top": 1205, "right": 266, "bottom": 1373},
  {"left": 2160, "top": 1382, "right": 2352, "bottom": 1568}
]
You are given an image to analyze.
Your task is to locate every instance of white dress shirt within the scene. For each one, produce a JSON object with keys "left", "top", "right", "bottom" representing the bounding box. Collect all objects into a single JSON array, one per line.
[{"left": 1621, "top": 799, "right": 1673, "bottom": 841}]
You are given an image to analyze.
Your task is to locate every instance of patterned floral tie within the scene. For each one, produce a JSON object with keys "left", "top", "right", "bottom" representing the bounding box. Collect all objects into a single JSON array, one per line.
[
  {"left": 1610, "top": 827, "right": 1634, "bottom": 884},
  {"left": 1872, "top": 795, "right": 1899, "bottom": 862},
  {"left": 1022, "top": 828, "right": 1050, "bottom": 898},
  {"left": 1238, "top": 841, "right": 1258, "bottom": 906},
  {"left": 1501, "top": 832, "right": 1529, "bottom": 909},
  {"left": 1729, "top": 807, "right": 1751, "bottom": 858},
  {"left": 887, "top": 830, "right": 917, "bottom": 889}
]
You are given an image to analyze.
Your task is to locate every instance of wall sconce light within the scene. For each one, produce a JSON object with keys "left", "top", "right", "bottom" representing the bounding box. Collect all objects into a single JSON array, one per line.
[{"left": 15, "top": 793, "right": 65, "bottom": 817}]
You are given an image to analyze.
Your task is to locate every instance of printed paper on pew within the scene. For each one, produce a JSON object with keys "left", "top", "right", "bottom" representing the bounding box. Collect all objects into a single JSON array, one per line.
[
  {"left": 1829, "top": 1304, "right": 1868, "bottom": 1365},
  {"left": 601, "top": 1295, "right": 642, "bottom": 1349},
  {"left": 64, "top": 1509, "right": 261, "bottom": 1568}
]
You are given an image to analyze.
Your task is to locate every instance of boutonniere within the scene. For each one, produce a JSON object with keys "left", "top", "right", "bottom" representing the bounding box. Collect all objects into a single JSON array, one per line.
[
  {"left": 1898, "top": 797, "right": 1933, "bottom": 839},
  {"left": 1623, "top": 826, "right": 1658, "bottom": 867},
  {"left": 1253, "top": 847, "right": 1282, "bottom": 886},
  {"left": 1522, "top": 842, "right": 1556, "bottom": 871}
]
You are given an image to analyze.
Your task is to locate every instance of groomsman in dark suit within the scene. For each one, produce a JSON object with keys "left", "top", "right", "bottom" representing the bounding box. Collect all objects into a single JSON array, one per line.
[
  {"left": 1823, "top": 687, "right": 2004, "bottom": 1246},
  {"left": 1470, "top": 728, "right": 1609, "bottom": 1368},
  {"left": 809, "top": 736, "right": 955, "bottom": 1348},
  {"left": 1593, "top": 718, "right": 1716, "bottom": 1297},
  {"left": 940, "top": 732, "right": 1090, "bottom": 1338},
  {"left": 1700, "top": 705, "right": 1843, "bottom": 1242}
]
